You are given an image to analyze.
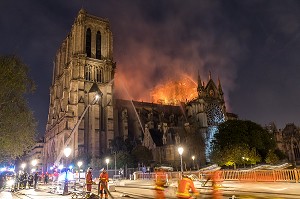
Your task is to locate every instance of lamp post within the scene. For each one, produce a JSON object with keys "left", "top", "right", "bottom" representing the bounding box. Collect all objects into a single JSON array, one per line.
[
  {"left": 114, "top": 152, "right": 117, "bottom": 176},
  {"left": 192, "top": 156, "right": 195, "bottom": 170},
  {"left": 31, "top": 159, "right": 37, "bottom": 171},
  {"left": 21, "top": 163, "right": 26, "bottom": 170},
  {"left": 242, "top": 157, "right": 246, "bottom": 168},
  {"left": 77, "top": 161, "right": 83, "bottom": 182},
  {"left": 178, "top": 147, "right": 184, "bottom": 175},
  {"left": 106, "top": 158, "right": 109, "bottom": 171},
  {"left": 63, "top": 147, "right": 71, "bottom": 195}
]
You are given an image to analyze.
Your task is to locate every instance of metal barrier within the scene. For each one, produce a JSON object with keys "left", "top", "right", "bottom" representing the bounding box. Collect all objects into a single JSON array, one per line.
[
  {"left": 134, "top": 169, "right": 300, "bottom": 183},
  {"left": 203, "top": 169, "right": 300, "bottom": 183}
]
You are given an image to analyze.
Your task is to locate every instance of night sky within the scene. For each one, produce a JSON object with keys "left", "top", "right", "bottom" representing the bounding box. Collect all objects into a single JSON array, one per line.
[{"left": 1, "top": 0, "right": 300, "bottom": 137}]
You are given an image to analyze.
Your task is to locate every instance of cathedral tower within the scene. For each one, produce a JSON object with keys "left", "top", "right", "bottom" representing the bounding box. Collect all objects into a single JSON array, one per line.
[
  {"left": 43, "top": 9, "right": 116, "bottom": 170},
  {"left": 186, "top": 72, "right": 226, "bottom": 163}
]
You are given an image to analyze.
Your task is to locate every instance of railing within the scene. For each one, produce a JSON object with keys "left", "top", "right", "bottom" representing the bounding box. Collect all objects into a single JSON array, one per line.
[
  {"left": 211, "top": 169, "right": 300, "bottom": 183},
  {"left": 133, "top": 169, "right": 300, "bottom": 183}
]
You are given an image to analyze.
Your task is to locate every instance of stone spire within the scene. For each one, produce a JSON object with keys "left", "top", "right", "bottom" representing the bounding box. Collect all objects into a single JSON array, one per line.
[
  {"left": 218, "top": 76, "right": 224, "bottom": 96},
  {"left": 197, "top": 70, "right": 204, "bottom": 91},
  {"left": 197, "top": 70, "right": 205, "bottom": 97}
]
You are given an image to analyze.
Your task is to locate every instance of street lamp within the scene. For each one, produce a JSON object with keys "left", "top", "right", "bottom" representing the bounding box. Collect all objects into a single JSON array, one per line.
[
  {"left": 242, "top": 157, "right": 246, "bottom": 168},
  {"left": 114, "top": 152, "right": 117, "bottom": 176},
  {"left": 77, "top": 161, "right": 83, "bottom": 182},
  {"left": 192, "top": 156, "right": 195, "bottom": 170},
  {"left": 178, "top": 147, "right": 184, "bottom": 175},
  {"left": 242, "top": 157, "right": 249, "bottom": 168},
  {"left": 21, "top": 163, "right": 26, "bottom": 170},
  {"left": 105, "top": 158, "right": 109, "bottom": 171},
  {"left": 31, "top": 159, "right": 37, "bottom": 170},
  {"left": 63, "top": 147, "right": 71, "bottom": 195}
]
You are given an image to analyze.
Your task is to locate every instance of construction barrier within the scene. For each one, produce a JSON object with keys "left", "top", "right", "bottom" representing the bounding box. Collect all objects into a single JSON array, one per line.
[
  {"left": 202, "top": 169, "right": 300, "bottom": 183},
  {"left": 133, "top": 169, "right": 300, "bottom": 183}
]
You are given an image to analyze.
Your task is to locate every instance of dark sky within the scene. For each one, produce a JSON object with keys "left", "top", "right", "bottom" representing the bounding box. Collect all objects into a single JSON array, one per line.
[{"left": 1, "top": 0, "right": 300, "bottom": 136}]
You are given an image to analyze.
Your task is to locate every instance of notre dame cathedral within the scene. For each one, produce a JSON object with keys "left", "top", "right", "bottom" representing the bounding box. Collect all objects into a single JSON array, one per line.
[{"left": 42, "top": 9, "right": 237, "bottom": 172}]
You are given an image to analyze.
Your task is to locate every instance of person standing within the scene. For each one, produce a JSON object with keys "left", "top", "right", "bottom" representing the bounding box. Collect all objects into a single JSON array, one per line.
[
  {"left": 44, "top": 172, "right": 49, "bottom": 184},
  {"left": 212, "top": 170, "right": 222, "bottom": 199},
  {"left": 98, "top": 168, "right": 109, "bottom": 199},
  {"left": 176, "top": 175, "right": 199, "bottom": 199},
  {"left": 23, "top": 172, "right": 28, "bottom": 189},
  {"left": 28, "top": 174, "right": 33, "bottom": 188},
  {"left": 33, "top": 172, "right": 39, "bottom": 189},
  {"left": 85, "top": 167, "right": 93, "bottom": 198},
  {"left": 154, "top": 168, "right": 167, "bottom": 199}
]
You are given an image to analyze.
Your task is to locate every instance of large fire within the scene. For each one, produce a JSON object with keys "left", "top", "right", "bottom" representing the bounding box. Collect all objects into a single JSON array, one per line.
[{"left": 150, "top": 76, "right": 198, "bottom": 105}]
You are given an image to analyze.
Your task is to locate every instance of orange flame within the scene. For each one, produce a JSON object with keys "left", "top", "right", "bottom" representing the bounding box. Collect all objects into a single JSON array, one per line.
[{"left": 150, "top": 76, "right": 198, "bottom": 105}]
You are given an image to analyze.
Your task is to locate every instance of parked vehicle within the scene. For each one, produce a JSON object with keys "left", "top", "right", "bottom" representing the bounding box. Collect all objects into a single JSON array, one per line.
[{"left": 0, "top": 171, "right": 16, "bottom": 192}]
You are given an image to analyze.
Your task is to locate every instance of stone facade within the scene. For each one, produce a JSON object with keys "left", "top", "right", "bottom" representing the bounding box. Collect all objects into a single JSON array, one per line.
[
  {"left": 43, "top": 9, "right": 115, "bottom": 170},
  {"left": 268, "top": 123, "right": 300, "bottom": 165},
  {"left": 42, "top": 10, "right": 236, "bottom": 171}
]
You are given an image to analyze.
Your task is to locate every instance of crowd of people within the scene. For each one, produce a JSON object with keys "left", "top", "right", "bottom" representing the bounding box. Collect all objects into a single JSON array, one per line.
[
  {"left": 152, "top": 168, "right": 222, "bottom": 199},
  {"left": 0, "top": 171, "right": 50, "bottom": 191}
]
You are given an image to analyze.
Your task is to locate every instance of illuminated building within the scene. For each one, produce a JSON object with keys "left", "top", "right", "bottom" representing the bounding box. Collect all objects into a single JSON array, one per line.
[
  {"left": 42, "top": 9, "right": 237, "bottom": 171},
  {"left": 268, "top": 123, "right": 300, "bottom": 165}
]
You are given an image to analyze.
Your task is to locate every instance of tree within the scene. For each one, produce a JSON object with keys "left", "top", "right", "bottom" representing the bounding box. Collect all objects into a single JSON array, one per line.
[
  {"left": 212, "top": 120, "right": 276, "bottom": 165},
  {"left": 131, "top": 145, "right": 153, "bottom": 166},
  {"left": 115, "top": 151, "right": 135, "bottom": 168},
  {"left": 0, "top": 55, "right": 37, "bottom": 163},
  {"left": 265, "top": 150, "right": 279, "bottom": 164},
  {"left": 248, "top": 147, "right": 262, "bottom": 165},
  {"left": 211, "top": 143, "right": 261, "bottom": 169}
]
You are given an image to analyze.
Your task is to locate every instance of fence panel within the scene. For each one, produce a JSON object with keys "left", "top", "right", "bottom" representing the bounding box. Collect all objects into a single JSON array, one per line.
[{"left": 132, "top": 169, "right": 300, "bottom": 183}]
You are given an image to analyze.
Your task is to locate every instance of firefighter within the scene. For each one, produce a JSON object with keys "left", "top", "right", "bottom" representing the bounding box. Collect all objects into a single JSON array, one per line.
[
  {"left": 176, "top": 174, "right": 199, "bottom": 199},
  {"left": 85, "top": 167, "right": 93, "bottom": 198},
  {"left": 154, "top": 168, "right": 167, "bottom": 199},
  {"left": 99, "top": 168, "right": 109, "bottom": 199},
  {"left": 212, "top": 170, "right": 222, "bottom": 199},
  {"left": 28, "top": 174, "right": 33, "bottom": 188},
  {"left": 20, "top": 172, "right": 28, "bottom": 189},
  {"left": 33, "top": 172, "right": 39, "bottom": 189}
]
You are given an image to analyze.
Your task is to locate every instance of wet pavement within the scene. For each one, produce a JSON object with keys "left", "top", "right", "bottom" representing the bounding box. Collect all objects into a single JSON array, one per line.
[{"left": 1, "top": 179, "right": 300, "bottom": 198}]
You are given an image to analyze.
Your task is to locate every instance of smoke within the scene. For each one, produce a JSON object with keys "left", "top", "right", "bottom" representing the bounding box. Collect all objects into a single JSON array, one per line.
[{"left": 109, "top": 1, "right": 242, "bottom": 111}]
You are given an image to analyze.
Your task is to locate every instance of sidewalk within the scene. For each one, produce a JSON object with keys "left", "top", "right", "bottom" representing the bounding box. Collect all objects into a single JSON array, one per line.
[
  {"left": 30, "top": 181, "right": 125, "bottom": 198},
  {"left": 11, "top": 179, "right": 300, "bottom": 199},
  {"left": 0, "top": 185, "right": 70, "bottom": 199}
]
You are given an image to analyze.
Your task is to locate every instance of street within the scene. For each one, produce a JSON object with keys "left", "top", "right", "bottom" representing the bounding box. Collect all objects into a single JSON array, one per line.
[{"left": 1, "top": 179, "right": 300, "bottom": 198}]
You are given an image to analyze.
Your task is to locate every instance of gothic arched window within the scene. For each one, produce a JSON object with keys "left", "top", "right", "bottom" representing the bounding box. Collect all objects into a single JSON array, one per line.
[
  {"left": 86, "top": 28, "right": 91, "bottom": 57},
  {"left": 293, "top": 142, "right": 300, "bottom": 159},
  {"left": 96, "top": 31, "right": 101, "bottom": 59},
  {"left": 95, "top": 67, "right": 102, "bottom": 82},
  {"left": 85, "top": 65, "right": 92, "bottom": 81}
]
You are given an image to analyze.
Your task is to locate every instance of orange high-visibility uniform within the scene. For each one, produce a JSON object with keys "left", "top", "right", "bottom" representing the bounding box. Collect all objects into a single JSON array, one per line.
[
  {"left": 99, "top": 171, "right": 109, "bottom": 199},
  {"left": 155, "top": 170, "right": 167, "bottom": 199},
  {"left": 85, "top": 171, "right": 93, "bottom": 193},
  {"left": 212, "top": 170, "right": 222, "bottom": 199},
  {"left": 176, "top": 176, "right": 199, "bottom": 199}
]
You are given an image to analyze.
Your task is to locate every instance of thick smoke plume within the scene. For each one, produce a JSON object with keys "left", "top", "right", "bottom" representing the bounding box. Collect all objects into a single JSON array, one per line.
[{"left": 111, "top": 1, "right": 241, "bottom": 111}]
